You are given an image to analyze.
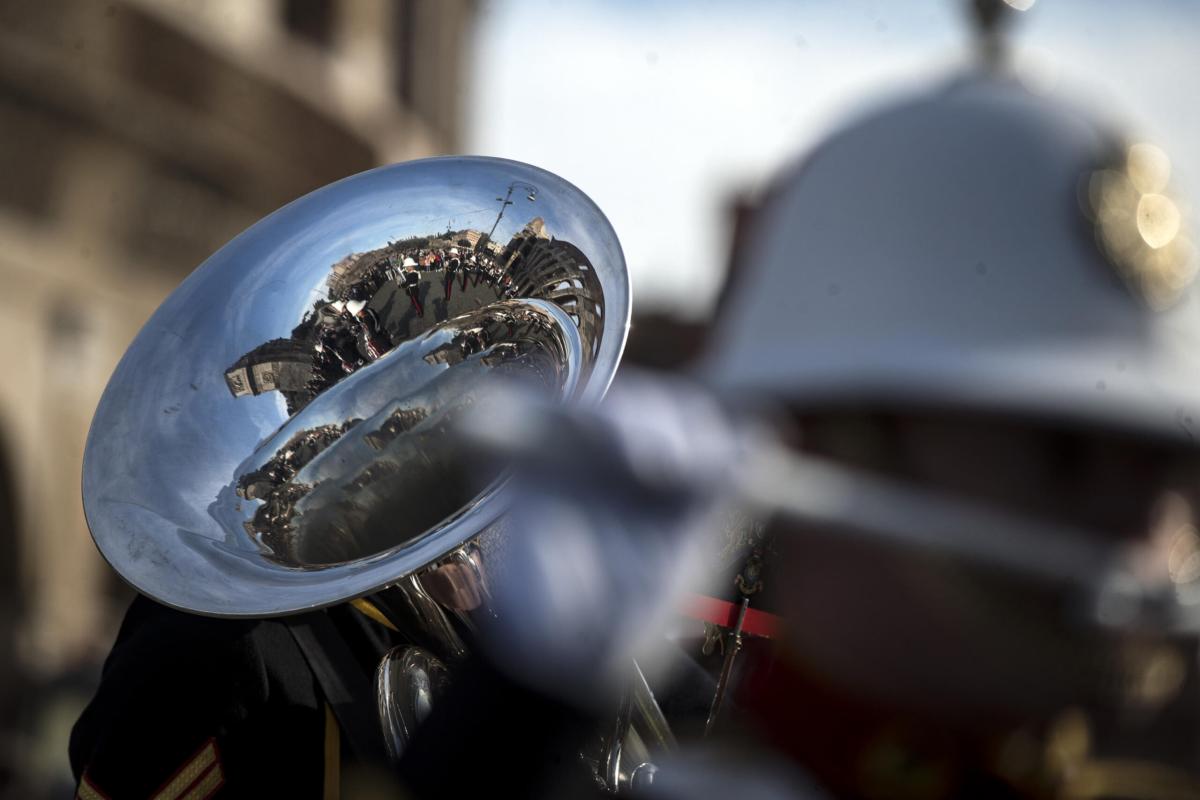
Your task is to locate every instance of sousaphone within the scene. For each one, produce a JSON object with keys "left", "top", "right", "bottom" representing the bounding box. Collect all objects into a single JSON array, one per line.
[{"left": 82, "top": 156, "right": 629, "bottom": 618}]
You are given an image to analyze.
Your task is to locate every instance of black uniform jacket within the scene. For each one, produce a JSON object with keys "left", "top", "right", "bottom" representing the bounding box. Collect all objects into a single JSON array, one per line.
[
  {"left": 70, "top": 595, "right": 715, "bottom": 800},
  {"left": 70, "top": 595, "right": 399, "bottom": 800}
]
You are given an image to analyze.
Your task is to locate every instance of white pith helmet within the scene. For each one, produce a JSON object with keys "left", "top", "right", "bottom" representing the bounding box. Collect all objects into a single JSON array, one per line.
[
  {"left": 403, "top": 256, "right": 418, "bottom": 268},
  {"left": 703, "top": 74, "right": 1199, "bottom": 443}
]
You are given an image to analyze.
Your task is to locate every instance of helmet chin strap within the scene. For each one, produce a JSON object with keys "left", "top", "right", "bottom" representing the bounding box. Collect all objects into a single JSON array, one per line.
[{"left": 738, "top": 441, "right": 1198, "bottom": 636}]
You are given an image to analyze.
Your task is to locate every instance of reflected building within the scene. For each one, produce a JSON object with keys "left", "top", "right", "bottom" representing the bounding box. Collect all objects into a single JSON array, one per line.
[
  {"left": 327, "top": 253, "right": 379, "bottom": 301},
  {"left": 427, "top": 228, "right": 487, "bottom": 252},
  {"left": 502, "top": 217, "right": 606, "bottom": 361},
  {"left": 225, "top": 338, "right": 315, "bottom": 404},
  {"left": 456, "top": 229, "right": 485, "bottom": 250}
]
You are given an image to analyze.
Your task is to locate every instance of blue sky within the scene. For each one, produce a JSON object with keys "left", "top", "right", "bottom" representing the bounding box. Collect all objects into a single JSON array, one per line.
[{"left": 467, "top": 0, "right": 1200, "bottom": 318}]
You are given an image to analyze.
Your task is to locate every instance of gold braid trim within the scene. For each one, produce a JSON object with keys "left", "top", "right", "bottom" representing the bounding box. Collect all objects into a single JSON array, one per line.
[
  {"left": 76, "top": 775, "right": 110, "bottom": 800},
  {"left": 324, "top": 703, "right": 341, "bottom": 800},
  {"left": 151, "top": 739, "right": 219, "bottom": 800}
]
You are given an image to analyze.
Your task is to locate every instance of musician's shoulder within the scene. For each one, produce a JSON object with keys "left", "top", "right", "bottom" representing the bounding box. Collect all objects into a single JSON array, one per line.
[
  {"left": 99, "top": 594, "right": 300, "bottom": 689},
  {"left": 70, "top": 594, "right": 325, "bottom": 798}
]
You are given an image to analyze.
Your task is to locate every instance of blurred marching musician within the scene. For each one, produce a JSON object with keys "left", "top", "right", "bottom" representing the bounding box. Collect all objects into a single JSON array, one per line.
[
  {"left": 395, "top": 6, "right": 1200, "bottom": 800},
  {"left": 687, "top": 65, "right": 1200, "bottom": 794}
]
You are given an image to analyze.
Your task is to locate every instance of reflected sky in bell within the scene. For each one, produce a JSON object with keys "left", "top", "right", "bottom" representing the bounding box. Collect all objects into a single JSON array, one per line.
[{"left": 470, "top": 0, "right": 1200, "bottom": 318}]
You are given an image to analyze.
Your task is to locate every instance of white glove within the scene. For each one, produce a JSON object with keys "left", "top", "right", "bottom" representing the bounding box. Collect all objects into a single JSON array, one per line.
[{"left": 469, "top": 369, "right": 748, "bottom": 708}]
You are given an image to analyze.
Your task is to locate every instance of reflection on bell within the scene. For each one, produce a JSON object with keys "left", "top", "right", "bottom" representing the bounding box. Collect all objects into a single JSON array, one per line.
[
  {"left": 375, "top": 646, "right": 451, "bottom": 763},
  {"left": 82, "top": 157, "right": 629, "bottom": 617},
  {"left": 227, "top": 299, "right": 582, "bottom": 568}
]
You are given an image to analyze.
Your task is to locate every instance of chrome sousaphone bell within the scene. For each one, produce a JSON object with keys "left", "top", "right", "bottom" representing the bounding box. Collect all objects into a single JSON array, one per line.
[{"left": 82, "top": 156, "right": 629, "bottom": 617}]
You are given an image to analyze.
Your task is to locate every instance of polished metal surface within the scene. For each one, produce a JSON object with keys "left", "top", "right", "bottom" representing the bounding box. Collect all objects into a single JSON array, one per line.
[
  {"left": 375, "top": 645, "right": 451, "bottom": 763},
  {"left": 631, "top": 660, "right": 676, "bottom": 752},
  {"left": 372, "top": 577, "right": 469, "bottom": 662},
  {"left": 592, "top": 660, "right": 673, "bottom": 793},
  {"left": 601, "top": 694, "right": 658, "bottom": 794},
  {"left": 83, "top": 157, "right": 629, "bottom": 617},
  {"left": 418, "top": 544, "right": 491, "bottom": 614}
]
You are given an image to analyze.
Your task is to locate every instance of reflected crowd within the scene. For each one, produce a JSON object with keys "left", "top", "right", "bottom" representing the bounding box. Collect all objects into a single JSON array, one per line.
[{"left": 224, "top": 215, "right": 605, "bottom": 418}]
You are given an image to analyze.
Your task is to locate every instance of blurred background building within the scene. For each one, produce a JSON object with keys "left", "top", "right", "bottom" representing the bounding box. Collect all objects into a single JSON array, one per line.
[
  {"left": 0, "top": 0, "right": 1197, "bottom": 796},
  {"left": 0, "top": 0, "right": 472, "bottom": 795}
]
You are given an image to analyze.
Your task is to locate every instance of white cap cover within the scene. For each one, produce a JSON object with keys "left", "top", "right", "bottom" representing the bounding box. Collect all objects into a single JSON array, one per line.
[{"left": 702, "top": 76, "right": 1200, "bottom": 443}]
